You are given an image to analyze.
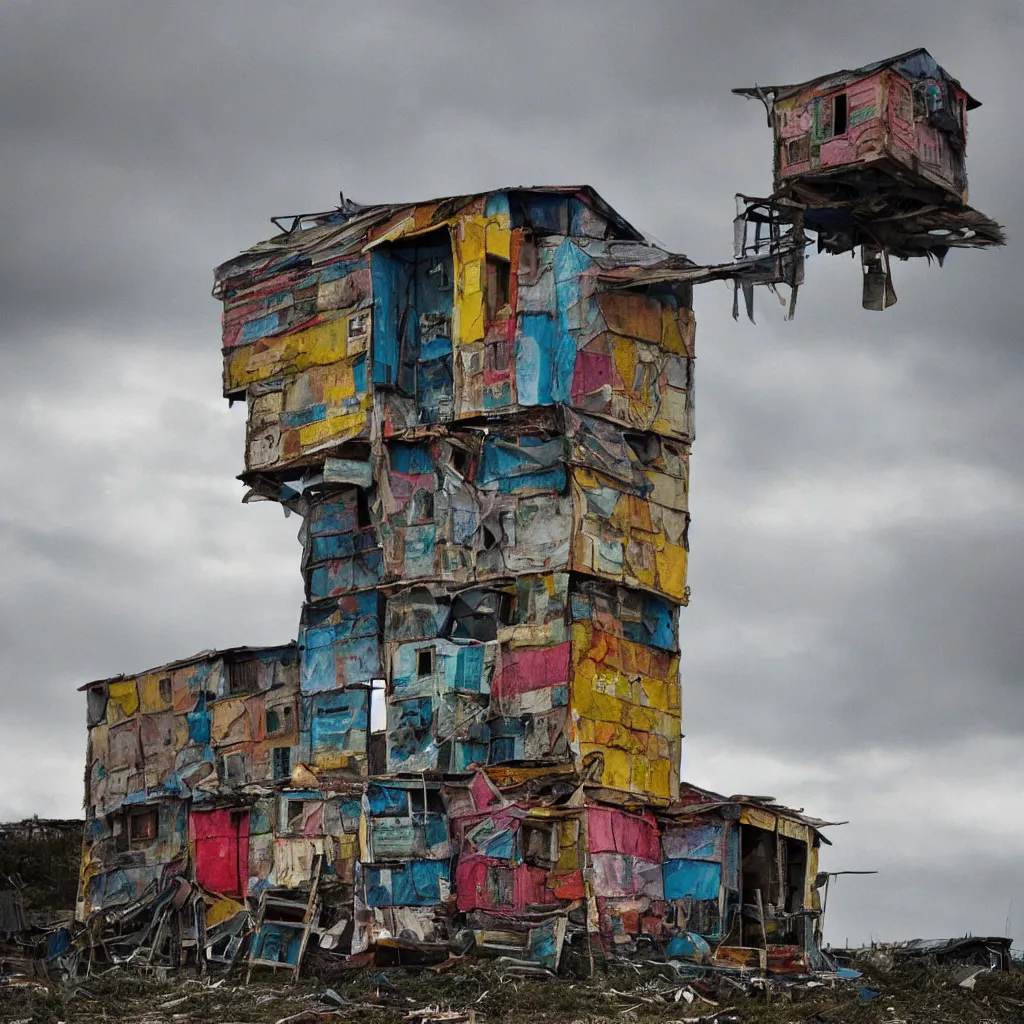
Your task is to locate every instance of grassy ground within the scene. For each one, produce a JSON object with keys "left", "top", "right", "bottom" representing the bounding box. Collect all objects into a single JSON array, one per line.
[{"left": 3, "top": 957, "right": 1024, "bottom": 1024}]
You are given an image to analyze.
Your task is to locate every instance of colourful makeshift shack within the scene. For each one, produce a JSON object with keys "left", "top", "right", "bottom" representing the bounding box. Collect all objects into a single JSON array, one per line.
[{"left": 75, "top": 185, "right": 838, "bottom": 974}]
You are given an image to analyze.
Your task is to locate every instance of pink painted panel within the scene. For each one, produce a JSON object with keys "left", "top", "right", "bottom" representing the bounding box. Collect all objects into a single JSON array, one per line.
[
  {"left": 514, "top": 865, "right": 549, "bottom": 911},
  {"left": 490, "top": 643, "right": 571, "bottom": 699},
  {"left": 587, "top": 807, "right": 660, "bottom": 860},
  {"left": 190, "top": 808, "right": 249, "bottom": 897},
  {"left": 571, "top": 350, "right": 614, "bottom": 405},
  {"left": 455, "top": 857, "right": 489, "bottom": 911},
  {"left": 469, "top": 770, "right": 504, "bottom": 813}
]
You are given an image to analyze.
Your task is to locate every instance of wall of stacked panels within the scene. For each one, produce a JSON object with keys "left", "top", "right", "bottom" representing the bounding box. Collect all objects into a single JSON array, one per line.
[{"left": 79, "top": 189, "right": 826, "bottom": 970}]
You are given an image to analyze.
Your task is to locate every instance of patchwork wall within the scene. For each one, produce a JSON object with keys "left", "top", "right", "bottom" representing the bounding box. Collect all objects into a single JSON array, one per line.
[
  {"left": 81, "top": 187, "right": 718, "bottom": 961},
  {"left": 770, "top": 51, "right": 974, "bottom": 201}
]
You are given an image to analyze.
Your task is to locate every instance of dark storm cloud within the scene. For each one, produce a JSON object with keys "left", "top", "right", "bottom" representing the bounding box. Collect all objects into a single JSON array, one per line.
[{"left": 0, "top": 0, "right": 1021, "bottom": 943}]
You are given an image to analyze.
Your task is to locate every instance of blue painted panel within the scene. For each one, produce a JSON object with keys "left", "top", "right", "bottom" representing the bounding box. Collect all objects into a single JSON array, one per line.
[
  {"left": 312, "top": 533, "right": 355, "bottom": 561},
  {"left": 364, "top": 859, "right": 449, "bottom": 907},
  {"left": 485, "top": 193, "right": 510, "bottom": 218},
  {"left": 365, "top": 782, "right": 410, "bottom": 816},
  {"left": 372, "top": 253, "right": 404, "bottom": 387},
  {"left": 251, "top": 922, "right": 304, "bottom": 964},
  {"left": 516, "top": 314, "right": 555, "bottom": 406},
  {"left": 553, "top": 240, "right": 591, "bottom": 403},
  {"left": 187, "top": 710, "right": 210, "bottom": 744},
  {"left": 300, "top": 633, "right": 380, "bottom": 693},
  {"left": 242, "top": 311, "right": 283, "bottom": 343},
  {"left": 454, "top": 644, "right": 484, "bottom": 692},
  {"left": 308, "top": 551, "right": 383, "bottom": 598},
  {"left": 478, "top": 436, "right": 565, "bottom": 493},
  {"left": 389, "top": 442, "right": 435, "bottom": 476},
  {"left": 664, "top": 859, "right": 721, "bottom": 902},
  {"left": 319, "top": 257, "right": 368, "bottom": 283},
  {"left": 310, "top": 495, "right": 357, "bottom": 536},
  {"left": 424, "top": 813, "right": 449, "bottom": 849},
  {"left": 310, "top": 689, "right": 368, "bottom": 752},
  {"left": 638, "top": 593, "right": 678, "bottom": 651},
  {"left": 420, "top": 336, "right": 452, "bottom": 361},
  {"left": 454, "top": 741, "right": 489, "bottom": 771},
  {"left": 352, "top": 355, "right": 367, "bottom": 394},
  {"left": 281, "top": 403, "right": 327, "bottom": 428}
]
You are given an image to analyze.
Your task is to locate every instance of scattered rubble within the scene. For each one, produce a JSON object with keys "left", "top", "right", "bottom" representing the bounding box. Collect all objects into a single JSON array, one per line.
[{"left": 2, "top": 956, "right": 1024, "bottom": 1024}]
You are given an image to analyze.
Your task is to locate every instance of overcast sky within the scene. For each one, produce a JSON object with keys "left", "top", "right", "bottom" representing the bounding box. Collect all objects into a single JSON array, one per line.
[{"left": 2, "top": 0, "right": 1022, "bottom": 947}]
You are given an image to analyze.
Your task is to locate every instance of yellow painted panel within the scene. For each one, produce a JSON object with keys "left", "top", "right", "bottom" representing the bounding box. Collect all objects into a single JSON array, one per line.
[
  {"left": 212, "top": 697, "right": 248, "bottom": 744},
  {"left": 313, "top": 749, "right": 357, "bottom": 771},
  {"left": 740, "top": 806, "right": 777, "bottom": 832},
  {"left": 107, "top": 680, "right": 139, "bottom": 721},
  {"left": 224, "top": 315, "right": 354, "bottom": 391},
  {"left": 297, "top": 407, "right": 368, "bottom": 447},
  {"left": 600, "top": 746, "right": 632, "bottom": 790},
  {"left": 654, "top": 544, "right": 688, "bottom": 600},
  {"left": 137, "top": 673, "right": 171, "bottom": 714},
  {"left": 88, "top": 724, "right": 109, "bottom": 765},
  {"left": 649, "top": 757, "right": 671, "bottom": 800},
  {"left": 779, "top": 818, "right": 810, "bottom": 844},
  {"left": 661, "top": 305, "right": 696, "bottom": 357},
  {"left": 485, "top": 220, "right": 511, "bottom": 259}
]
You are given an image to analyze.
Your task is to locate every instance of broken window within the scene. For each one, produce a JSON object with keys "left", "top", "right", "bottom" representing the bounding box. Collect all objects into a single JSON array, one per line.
[
  {"left": 785, "top": 135, "right": 810, "bottom": 164},
  {"left": 833, "top": 92, "right": 848, "bottom": 135},
  {"left": 158, "top": 677, "right": 172, "bottom": 703},
  {"left": 485, "top": 864, "right": 515, "bottom": 906},
  {"left": 409, "top": 787, "right": 446, "bottom": 815},
  {"left": 286, "top": 799, "right": 306, "bottom": 833},
  {"left": 485, "top": 256, "right": 511, "bottom": 321},
  {"left": 227, "top": 658, "right": 259, "bottom": 695},
  {"left": 266, "top": 704, "right": 293, "bottom": 736},
  {"left": 127, "top": 809, "right": 158, "bottom": 846},
  {"left": 356, "top": 488, "right": 372, "bottom": 529},
  {"left": 520, "top": 822, "right": 556, "bottom": 869},
  {"left": 411, "top": 489, "right": 434, "bottom": 524},
  {"left": 417, "top": 646, "right": 435, "bottom": 677},
  {"left": 449, "top": 446, "right": 470, "bottom": 477},
  {"left": 219, "top": 752, "right": 247, "bottom": 785},
  {"left": 272, "top": 746, "right": 291, "bottom": 780}
]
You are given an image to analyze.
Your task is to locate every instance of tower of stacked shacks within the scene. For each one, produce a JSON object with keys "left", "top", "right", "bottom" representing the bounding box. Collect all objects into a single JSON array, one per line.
[{"left": 77, "top": 187, "right": 832, "bottom": 975}]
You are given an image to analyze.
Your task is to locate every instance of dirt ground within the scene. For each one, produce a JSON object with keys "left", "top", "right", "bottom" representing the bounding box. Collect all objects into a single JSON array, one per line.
[{"left": 3, "top": 957, "right": 1024, "bottom": 1024}]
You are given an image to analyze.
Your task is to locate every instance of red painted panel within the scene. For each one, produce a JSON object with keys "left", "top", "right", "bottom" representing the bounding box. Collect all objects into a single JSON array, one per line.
[
  {"left": 189, "top": 808, "right": 249, "bottom": 897},
  {"left": 490, "top": 643, "right": 571, "bottom": 699},
  {"left": 587, "top": 807, "right": 660, "bottom": 861}
]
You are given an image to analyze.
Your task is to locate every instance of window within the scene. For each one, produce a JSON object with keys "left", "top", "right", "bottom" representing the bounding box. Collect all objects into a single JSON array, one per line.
[
  {"left": 833, "top": 92, "right": 848, "bottom": 135},
  {"left": 520, "top": 823, "right": 556, "bottom": 868},
  {"left": 219, "top": 752, "right": 247, "bottom": 785},
  {"left": 227, "top": 658, "right": 260, "bottom": 695},
  {"left": 785, "top": 136, "right": 810, "bottom": 164},
  {"left": 266, "top": 704, "right": 293, "bottom": 737},
  {"left": 417, "top": 647, "right": 435, "bottom": 677},
  {"left": 128, "top": 809, "right": 158, "bottom": 846},
  {"left": 272, "top": 746, "right": 292, "bottom": 780},
  {"left": 485, "top": 256, "right": 511, "bottom": 321},
  {"left": 370, "top": 679, "right": 387, "bottom": 734},
  {"left": 356, "top": 488, "right": 372, "bottom": 529},
  {"left": 450, "top": 447, "right": 470, "bottom": 477},
  {"left": 286, "top": 799, "right": 306, "bottom": 832},
  {"left": 158, "top": 677, "right": 172, "bottom": 703}
]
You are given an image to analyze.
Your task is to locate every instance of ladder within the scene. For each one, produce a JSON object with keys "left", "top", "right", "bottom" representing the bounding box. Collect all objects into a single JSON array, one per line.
[{"left": 246, "top": 852, "right": 323, "bottom": 982}]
